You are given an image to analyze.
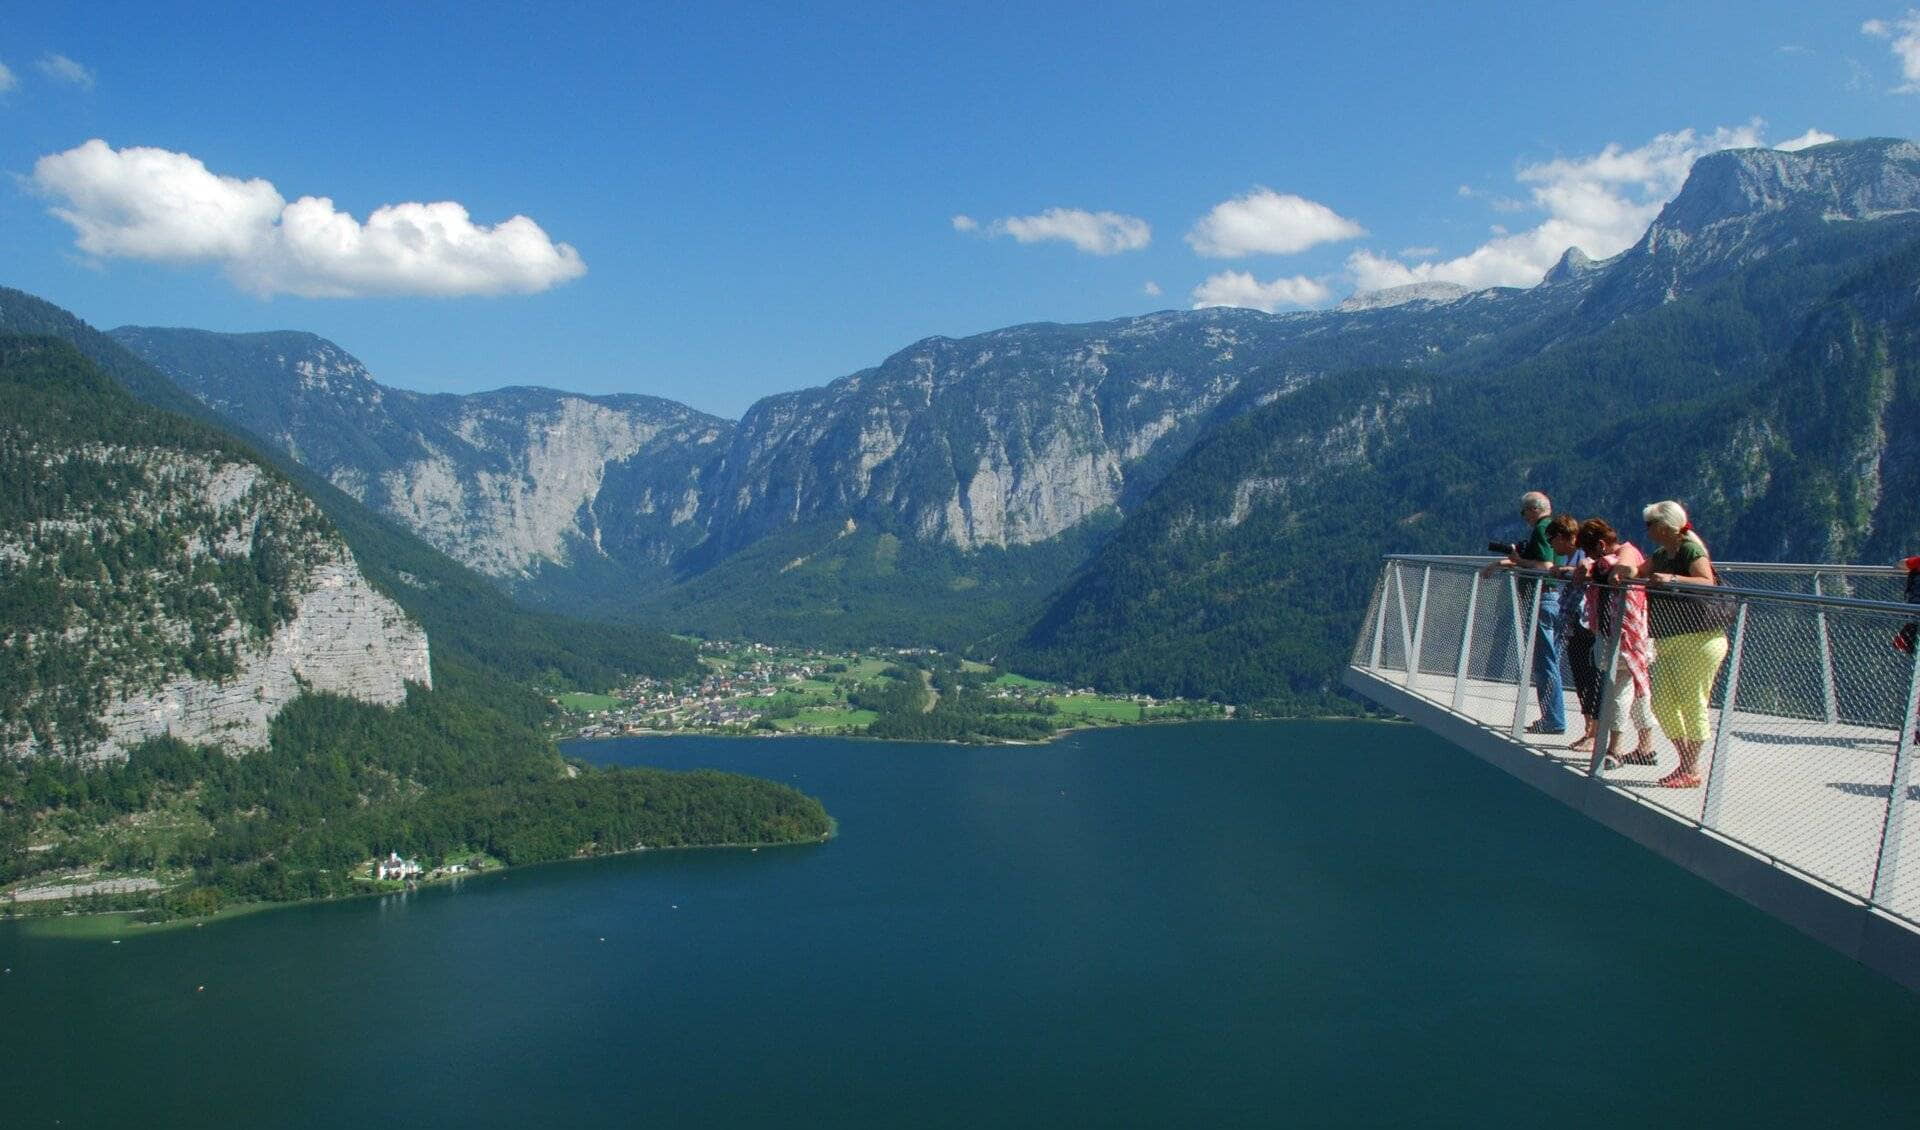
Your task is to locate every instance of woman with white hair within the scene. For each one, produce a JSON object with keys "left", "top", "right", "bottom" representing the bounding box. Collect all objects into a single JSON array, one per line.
[{"left": 1615, "top": 500, "right": 1729, "bottom": 788}]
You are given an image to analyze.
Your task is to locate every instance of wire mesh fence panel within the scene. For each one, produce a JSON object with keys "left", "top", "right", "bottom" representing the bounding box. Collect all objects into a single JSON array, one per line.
[
  {"left": 1724, "top": 602, "right": 1839, "bottom": 724},
  {"left": 1717, "top": 566, "right": 1905, "bottom": 603},
  {"left": 1375, "top": 563, "right": 1411, "bottom": 675},
  {"left": 1693, "top": 600, "right": 1908, "bottom": 899},
  {"left": 1833, "top": 612, "right": 1916, "bottom": 729},
  {"left": 1353, "top": 572, "right": 1389, "bottom": 668},
  {"left": 1815, "top": 570, "right": 1909, "bottom": 605},
  {"left": 1462, "top": 573, "right": 1529, "bottom": 686},
  {"left": 1716, "top": 568, "right": 1816, "bottom": 596},
  {"left": 1413, "top": 566, "right": 1473, "bottom": 682},
  {"left": 1354, "top": 557, "right": 1920, "bottom": 906},
  {"left": 1884, "top": 773, "right": 1920, "bottom": 928}
]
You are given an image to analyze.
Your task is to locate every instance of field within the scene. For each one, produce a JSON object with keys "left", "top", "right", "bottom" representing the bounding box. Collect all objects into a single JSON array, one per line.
[
  {"left": 775, "top": 708, "right": 880, "bottom": 731},
  {"left": 558, "top": 692, "right": 625, "bottom": 712},
  {"left": 992, "top": 672, "right": 1054, "bottom": 689},
  {"left": 1049, "top": 695, "right": 1145, "bottom": 722}
]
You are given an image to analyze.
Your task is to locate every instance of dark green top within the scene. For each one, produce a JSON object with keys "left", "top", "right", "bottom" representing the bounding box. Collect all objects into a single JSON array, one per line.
[
  {"left": 1523, "top": 515, "right": 1564, "bottom": 566},
  {"left": 1646, "top": 536, "right": 1725, "bottom": 638},
  {"left": 1649, "top": 537, "right": 1706, "bottom": 577}
]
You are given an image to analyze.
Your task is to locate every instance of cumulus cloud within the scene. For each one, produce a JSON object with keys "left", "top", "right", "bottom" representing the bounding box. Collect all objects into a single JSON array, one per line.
[
  {"left": 0, "top": 62, "right": 16, "bottom": 93},
  {"left": 1864, "top": 11, "right": 1920, "bottom": 91},
  {"left": 37, "top": 53, "right": 93, "bottom": 89},
  {"left": 1185, "top": 188, "right": 1365, "bottom": 257},
  {"left": 31, "top": 140, "right": 586, "bottom": 299},
  {"left": 1342, "top": 122, "right": 1818, "bottom": 293},
  {"left": 958, "top": 207, "right": 1151, "bottom": 254},
  {"left": 1142, "top": 280, "right": 1163, "bottom": 297},
  {"left": 1190, "top": 270, "right": 1330, "bottom": 312}
]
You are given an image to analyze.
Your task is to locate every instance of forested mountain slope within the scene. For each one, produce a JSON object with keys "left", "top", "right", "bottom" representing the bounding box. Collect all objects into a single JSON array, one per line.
[
  {"left": 0, "top": 328, "right": 819, "bottom": 916},
  {"left": 1007, "top": 230, "right": 1920, "bottom": 712},
  {"left": 0, "top": 336, "right": 429, "bottom": 759},
  {"left": 0, "top": 289, "right": 698, "bottom": 689}
]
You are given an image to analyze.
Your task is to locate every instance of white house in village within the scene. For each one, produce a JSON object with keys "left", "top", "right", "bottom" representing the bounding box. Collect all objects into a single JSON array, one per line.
[{"left": 374, "top": 852, "right": 421, "bottom": 881}]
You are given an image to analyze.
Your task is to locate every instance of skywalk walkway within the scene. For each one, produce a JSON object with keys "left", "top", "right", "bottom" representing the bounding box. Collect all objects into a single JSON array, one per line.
[{"left": 1346, "top": 555, "right": 1920, "bottom": 991}]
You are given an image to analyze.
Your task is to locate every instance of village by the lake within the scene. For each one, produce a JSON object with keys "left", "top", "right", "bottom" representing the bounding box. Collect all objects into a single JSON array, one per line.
[{"left": 555, "top": 640, "right": 1228, "bottom": 741}]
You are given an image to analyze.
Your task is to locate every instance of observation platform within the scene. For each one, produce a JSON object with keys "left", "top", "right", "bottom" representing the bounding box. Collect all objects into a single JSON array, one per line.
[{"left": 1346, "top": 555, "right": 1920, "bottom": 992}]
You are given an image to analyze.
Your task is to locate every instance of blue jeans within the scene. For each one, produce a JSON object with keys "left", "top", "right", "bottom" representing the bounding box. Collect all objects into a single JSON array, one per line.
[{"left": 1533, "top": 591, "right": 1566, "bottom": 730}]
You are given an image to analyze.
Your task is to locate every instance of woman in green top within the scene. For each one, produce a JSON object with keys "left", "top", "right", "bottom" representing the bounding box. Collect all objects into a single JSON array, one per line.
[{"left": 1614, "top": 500, "right": 1728, "bottom": 788}]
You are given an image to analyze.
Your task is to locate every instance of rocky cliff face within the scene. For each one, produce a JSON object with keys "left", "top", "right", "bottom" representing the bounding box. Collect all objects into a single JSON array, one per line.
[
  {"left": 1651, "top": 139, "right": 1920, "bottom": 244},
  {"left": 1, "top": 447, "right": 430, "bottom": 761},
  {"left": 369, "top": 389, "right": 726, "bottom": 578},
  {"left": 90, "top": 555, "right": 431, "bottom": 760},
  {"left": 0, "top": 336, "right": 430, "bottom": 761},
  {"left": 119, "top": 298, "right": 1522, "bottom": 590},
  {"left": 695, "top": 310, "right": 1312, "bottom": 553},
  {"left": 1576, "top": 138, "right": 1920, "bottom": 318},
  {"left": 110, "top": 328, "right": 730, "bottom": 581}
]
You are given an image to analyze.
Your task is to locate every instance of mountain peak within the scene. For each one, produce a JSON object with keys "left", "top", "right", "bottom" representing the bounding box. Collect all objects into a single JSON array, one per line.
[
  {"left": 1541, "top": 246, "right": 1596, "bottom": 285},
  {"left": 1649, "top": 137, "right": 1920, "bottom": 242}
]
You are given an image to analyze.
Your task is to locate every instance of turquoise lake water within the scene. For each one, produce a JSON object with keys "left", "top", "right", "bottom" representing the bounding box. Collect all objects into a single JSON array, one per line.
[{"left": 4, "top": 720, "right": 1917, "bottom": 1127}]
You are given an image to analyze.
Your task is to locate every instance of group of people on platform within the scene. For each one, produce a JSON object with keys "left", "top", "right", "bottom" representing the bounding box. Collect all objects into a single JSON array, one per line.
[{"left": 1483, "top": 491, "right": 1731, "bottom": 789}]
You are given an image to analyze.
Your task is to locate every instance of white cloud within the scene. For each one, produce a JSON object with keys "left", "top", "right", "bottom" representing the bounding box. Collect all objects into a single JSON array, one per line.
[
  {"left": 37, "top": 53, "right": 93, "bottom": 89},
  {"left": 1189, "top": 270, "right": 1330, "bottom": 312},
  {"left": 31, "top": 139, "right": 586, "bottom": 299},
  {"left": 0, "top": 62, "right": 16, "bottom": 93},
  {"left": 1142, "top": 280, "right": 1162, "bottom": 297},
  {"left": 959, "top": 207, "right": 1150, "bottom": 255},
  {"left": 1185, "top": 188, "right": 1365, "bottom": 258},
  {"left": 1344, "top": 122, "right": 1789, "bottom": 293},
  {"left": 1400, "top": 245, "right": 1439, "bottom": 258},
  {"left": 1775, "top": 128, "right": 1838, "bottom": 151},
  {"left": 1864, "top": 12, "right": 1920, "bottom": 91}
]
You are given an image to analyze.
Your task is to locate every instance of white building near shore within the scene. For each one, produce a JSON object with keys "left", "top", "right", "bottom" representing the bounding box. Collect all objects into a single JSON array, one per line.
[{"left": 374, "top": 852, "right": 421, "bottom": 881}]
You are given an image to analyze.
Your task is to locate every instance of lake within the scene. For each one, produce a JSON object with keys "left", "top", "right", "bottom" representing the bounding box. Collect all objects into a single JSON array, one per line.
[{"left": 4, "top": 721, "right": 1917, "bottom": 1127}]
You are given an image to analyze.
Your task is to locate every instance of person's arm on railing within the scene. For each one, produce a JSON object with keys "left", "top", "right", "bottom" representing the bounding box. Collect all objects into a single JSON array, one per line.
[
  {"left": 1482, "top": 554, "right": 1558, "bottom": 579},
  {"left": 1649, "top": 549, "right": 1715, "bottom": 588}
]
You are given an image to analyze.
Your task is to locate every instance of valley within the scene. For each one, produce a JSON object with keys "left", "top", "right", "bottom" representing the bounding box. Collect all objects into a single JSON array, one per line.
[
  {"left": 12, "top": 8, "right": 1920, "bottom": 1122},
  {"left": 7, "top": 136, "right": 1920, "bottom": 924},
  {"left": 558, "top": 639, "right": 1227, "bottom": 741}
]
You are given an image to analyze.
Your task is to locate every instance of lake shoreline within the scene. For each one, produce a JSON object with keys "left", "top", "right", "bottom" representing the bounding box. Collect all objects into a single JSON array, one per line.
[
  {"left": 2, "top": 824, "right": 838, "bottom": 938},
  {"left": 562, "top": 710, "right": 1397, "bottom": 748}
]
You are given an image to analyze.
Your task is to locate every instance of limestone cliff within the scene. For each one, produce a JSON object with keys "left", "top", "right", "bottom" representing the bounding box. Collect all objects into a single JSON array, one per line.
[
  {"left": 0, "top": 336, "right": 430, "bottom": 761},
  {"left": 108, "top": 328, "right": 729, "bottom": 582}
]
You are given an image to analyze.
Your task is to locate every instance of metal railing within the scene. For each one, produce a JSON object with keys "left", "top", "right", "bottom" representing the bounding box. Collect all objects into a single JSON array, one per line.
[{"left": 1353, "top": 555, "right": 1920, "bottom": 929}]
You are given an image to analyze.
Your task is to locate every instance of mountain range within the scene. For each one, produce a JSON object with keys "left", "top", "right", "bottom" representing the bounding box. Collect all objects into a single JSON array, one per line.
[{"left": 14, "top": 135, "right": 1920, "bottom": 720}]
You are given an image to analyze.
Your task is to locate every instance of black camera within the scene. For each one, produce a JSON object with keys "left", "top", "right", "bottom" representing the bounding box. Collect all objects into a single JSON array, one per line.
[{"left": 1486, "top": 541, "right": 1520, "bottom": 557}]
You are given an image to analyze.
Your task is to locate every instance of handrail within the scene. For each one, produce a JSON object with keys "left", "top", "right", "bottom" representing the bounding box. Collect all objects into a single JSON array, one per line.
[
  {"left": 1352, "top": 553, "right": 1920, "bottom": 936},
  {"left": 1383, "top": 552, "right": 1905, "bottom": 576},
  {"left": 1376, "top": 555, "right": 1918, "bottom": 617}
]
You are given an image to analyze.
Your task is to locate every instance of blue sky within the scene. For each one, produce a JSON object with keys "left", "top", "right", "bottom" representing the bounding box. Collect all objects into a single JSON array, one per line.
[{"left": 4, "top": 2, "right": 1917, "bottom": 417}]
